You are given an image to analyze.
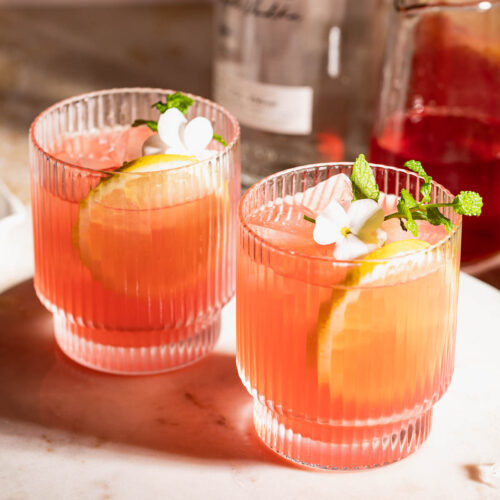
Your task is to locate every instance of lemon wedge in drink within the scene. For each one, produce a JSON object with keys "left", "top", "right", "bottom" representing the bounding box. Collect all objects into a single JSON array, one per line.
[
  {"left": 73, "top": 153, "right": 229, "bottom": 297},
  {"left": 78, "top": 154, "right": 197, "bottom": 210},
  {"left": 309, "top": 239, "right": 431, "bottom": 386},
  {"left": 122, "top": 154, "right": 196, "bottom": 171}
]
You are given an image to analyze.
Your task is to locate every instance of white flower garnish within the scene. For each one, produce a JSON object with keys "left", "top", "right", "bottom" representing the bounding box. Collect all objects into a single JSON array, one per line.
[
  {"left": 158, "top": 108, "right": 188, "bottom": 150},
  {"left": 142, "top": 107, "right": 215, "bottom": 159},
  {"left": 313, "top": 198, "right": 387, "bottom": 260}
]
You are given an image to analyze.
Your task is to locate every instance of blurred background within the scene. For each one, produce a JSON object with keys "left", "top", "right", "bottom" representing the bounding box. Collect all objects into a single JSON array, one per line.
[
  {"left": 0, "top": 0, "right": 214, "bottom": 203},
  {"left": 1, "top": 0, "right": 499, "bottom": 287}
]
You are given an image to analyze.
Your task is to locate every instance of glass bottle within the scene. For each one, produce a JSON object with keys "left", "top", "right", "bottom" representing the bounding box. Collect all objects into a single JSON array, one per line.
[
  {"left": 213, "top": 0, "right": 390, "bottom": 186},
  {"left": 370, "top": 0, "right": 500, "bottom": 267}
]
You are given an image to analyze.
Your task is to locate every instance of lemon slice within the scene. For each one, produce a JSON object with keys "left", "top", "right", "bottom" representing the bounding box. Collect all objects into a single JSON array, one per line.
[
  {"left": 122, "top": 153, "right": 196, "bottom": 171},
  {"left": 308, "top": 239, "right": 431, "bottom": 387},
  {"left": 73, "top": 153, "right": 229, "bottom": 297},
  {"left": 79, "top": 154, "right": 197, "bottom": 210}
]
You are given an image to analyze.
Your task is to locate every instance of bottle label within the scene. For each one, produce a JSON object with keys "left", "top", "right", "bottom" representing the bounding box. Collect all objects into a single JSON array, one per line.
[{"left": 214, "top": 61, "right": 313, "bottom": 135}]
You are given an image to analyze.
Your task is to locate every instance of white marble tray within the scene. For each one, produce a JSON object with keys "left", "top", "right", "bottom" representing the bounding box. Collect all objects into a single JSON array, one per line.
[
  {"left": 0, "top": 180, "right": 33, "bottom": 294},
  {"left": 0, "top": 273, "right": 499, "bottom": 499}
]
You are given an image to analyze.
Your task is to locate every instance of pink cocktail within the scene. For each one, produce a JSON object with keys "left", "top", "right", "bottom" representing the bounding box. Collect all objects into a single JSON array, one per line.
[
  {"left": 237, "top": 163, "right": 461, "bottom": 469},
  {"left": 30, "top": 88, "right": 240, "bottom": 374}
]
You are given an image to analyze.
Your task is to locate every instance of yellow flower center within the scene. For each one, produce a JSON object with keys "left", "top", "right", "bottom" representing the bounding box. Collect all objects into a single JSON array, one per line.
[{"left": 340, "top": 226, "right": 351, "bottom": 238}]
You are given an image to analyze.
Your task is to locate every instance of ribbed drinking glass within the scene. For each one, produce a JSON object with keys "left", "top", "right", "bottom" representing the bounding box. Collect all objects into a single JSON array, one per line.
[
  {"left": 237, "top": 162, "right": 461, "bottom": 469},
  {"left": 30, "top": 88, "right": 240, "bottom": 374}
]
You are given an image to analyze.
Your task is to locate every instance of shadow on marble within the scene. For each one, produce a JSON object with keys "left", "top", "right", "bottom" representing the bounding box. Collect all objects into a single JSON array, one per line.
[
  {"left": 463, "top": 463, "right": 500, "bottom": 488},
  {"left": 0, "top": 279, "right": 285, "bottom": 467}
]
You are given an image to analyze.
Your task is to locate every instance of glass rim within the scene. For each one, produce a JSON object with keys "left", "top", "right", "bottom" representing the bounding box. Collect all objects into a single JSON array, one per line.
[
  {"left": 29, "top": 87, "right": 241, "bottom": 177},
  {"left": 238, "top": 162, "right": 462, "bottom": 265}
]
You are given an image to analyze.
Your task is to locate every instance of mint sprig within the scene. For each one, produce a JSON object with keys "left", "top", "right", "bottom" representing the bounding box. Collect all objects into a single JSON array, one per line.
[
  {"left": 212, "top": 133, "right": 228, "bottom": 147},
  {"left": 132, "top": 93, "right": 195, "bottom": 132},
  {"left": 132, "top": 92, "right": 228, "bottom": 147},
  {"left": 397, "top": 189, "right": 418, "bottom": 236},
  {"left": 304, "top": 155, "right": 483, "bottom": 237},
  {"left": 425, "top": 207, "right": 454, "bottom": 232},
  {"left": 350, "top": 154, "right": 380, "bottom": 201},
  {"left": 131, "top": 119, "right": 158, "bottom": 131},
  {"left": 385, "top": 160, "right": 482, "bottom": 235},
  {"left": 405, "top": 160, "right": 432, "bottom": 203},
  {"left": 452, "top": 191, "right": 483, "bottom": 216},
  {"left": 152, "top": 92, "right": 194, "bottom": 115}
]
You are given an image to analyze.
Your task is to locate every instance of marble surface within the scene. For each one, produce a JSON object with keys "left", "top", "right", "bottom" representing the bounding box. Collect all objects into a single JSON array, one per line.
[
  {"left": 0, "top": 272, "right": 499, "bottom": 499},
  {"left": 0, "top": 182, "right": 33, "bottom": 294}
]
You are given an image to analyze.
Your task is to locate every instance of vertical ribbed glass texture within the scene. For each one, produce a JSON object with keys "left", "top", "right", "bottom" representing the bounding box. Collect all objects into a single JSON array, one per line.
[
  {"left": 30, "top": 88, "right": 240, "bottom": 374},
  {"left": 237, "top": 163, "right": 461, "bottom": 469}
]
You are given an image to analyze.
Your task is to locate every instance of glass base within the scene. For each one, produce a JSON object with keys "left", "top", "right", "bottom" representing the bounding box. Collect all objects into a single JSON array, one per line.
[
  {"left": 253, "top": 402, "right": 432, "bottom": 470},
  {"left": 53, "top": 312, "right": 221, "bottom": 375}
]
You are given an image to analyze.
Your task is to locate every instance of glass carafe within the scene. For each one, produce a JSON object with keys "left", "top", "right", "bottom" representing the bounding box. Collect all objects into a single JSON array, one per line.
[{"left": 370, "top": 0, "right": 500, "bottom": 267}]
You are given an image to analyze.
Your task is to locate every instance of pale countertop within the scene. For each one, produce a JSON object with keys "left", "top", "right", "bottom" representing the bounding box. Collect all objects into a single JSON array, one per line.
[{"left": 0, "top": 273, "right": 499, "bottom": 499}]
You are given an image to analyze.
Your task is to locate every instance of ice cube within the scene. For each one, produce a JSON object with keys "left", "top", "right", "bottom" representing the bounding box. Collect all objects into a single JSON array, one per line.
[
  {"left": 122, "top": 126, "right": 155, "bottom": 162},
  {"left": 301, "top": 173, "right": 353, "bottom": 216},
  {"left": 247, "top": 200, "right": 334, "bottom": 257},
  {"left": 378, "top": 192, "right": 399, "bottom": 214}
]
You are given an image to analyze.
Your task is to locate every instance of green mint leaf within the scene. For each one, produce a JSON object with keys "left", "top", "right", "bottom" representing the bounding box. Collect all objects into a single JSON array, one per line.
[
  {"left": 397, "top": 195, "right": 419, "bottom": 237},
  {"left": 411, "top": 209, "right": 430, "bottom": 221},
  {"left": 420, "top": 181, "right": 432, "bottom": 204},
  {"left": 152, "top": 92, "right": 194, "bottom": 115},
  {"left": 406, "top": 219, "right": 418, "bottom": 236},
  {"left": 453, "top": 191, "right": 483, "bottom": 216},
  {"left": 400, "top": 188, "right": 418, "bottom": 209},
  {"left": 426, "top": 207, "right": 454, "bottom": 232},
  {"left": 351, "top": 184, "right": 363, "bottom": 202},
  {"left": 405, "top": 159, "right": 432, "bottom": 203},
  {"left": 404, "top": 159, "right": 428, "bottom": 179},
  {"left": 133, "top": 93, "right": 194, "bottom": 135},
  {"left": 350, "top": 154, "right": 380, "bottom": 201},
  {"left": 385, "top": 160, "right": 482, "bottom": 234},
  {"left": 167, "top": 92, "right": 194, "bottom": 114},
  {"left": 132, "top": 119, "right": 158, "bottom": 132},
  {"left": 152, "top": 101, "right": 169, "bottom": 113},
  {"left": 212, "top": 133, "right": 228, "bottom": 147}
]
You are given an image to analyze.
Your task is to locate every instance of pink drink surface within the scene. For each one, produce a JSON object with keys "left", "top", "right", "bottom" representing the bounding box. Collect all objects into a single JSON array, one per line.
[
  {"left": 33, "top": 126, "right": 233, "bottom": 359},
  {"left": 237, "top": 176, "right": 458, "bottom": 467},
  {"left": 245, "top": 191, "right": 446, "bottom": 258},
  {"left": 51, "top": 126, "right": 153, "bottom": 169}
]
